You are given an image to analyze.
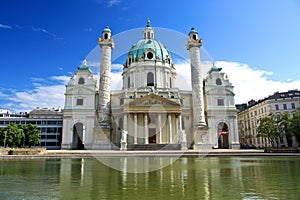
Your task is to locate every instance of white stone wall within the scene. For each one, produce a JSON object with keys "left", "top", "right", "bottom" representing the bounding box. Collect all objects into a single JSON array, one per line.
[
  {"left": 123, "top": 62, "right": 175, "bottom": 89},
  {"left": 61, "top": 67, "right": 98, "bottom": 149}
]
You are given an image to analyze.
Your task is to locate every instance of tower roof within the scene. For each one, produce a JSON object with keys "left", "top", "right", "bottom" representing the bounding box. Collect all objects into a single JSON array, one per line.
[
  {"left": 189, "top": 27, "right": 198, "bottom": 34},
  {"left": 102, "top": 26, "right": 111, "bottom": 33},
  {"left": 208, "top": 65, "right": 222, "bottom": 74}
]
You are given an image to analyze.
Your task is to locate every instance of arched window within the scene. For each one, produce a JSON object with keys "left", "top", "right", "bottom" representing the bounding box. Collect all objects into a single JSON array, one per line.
[
  {"left": 193, "top": 34, "right": 197, "bottom": 40},
  {"left": 104, "top": 33, "right": 108, "bottom": 39},
  {"left": 147, "top": 72, "right": 154, "bottom": 86},
  {"left": 216, "top": 78, "right": 222, "bottom": 85},
  {"left": 78, "top": 77, "right": 85, "bottom": 85}
]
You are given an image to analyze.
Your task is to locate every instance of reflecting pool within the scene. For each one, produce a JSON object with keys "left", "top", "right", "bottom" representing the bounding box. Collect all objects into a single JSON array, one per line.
[{"left": 0, "top": 157, "right": 300, "bottom": 199}]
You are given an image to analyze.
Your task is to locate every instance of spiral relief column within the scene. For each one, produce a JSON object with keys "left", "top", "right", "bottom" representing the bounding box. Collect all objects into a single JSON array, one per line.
[
  {"left": 186, "top": 27, "right": 209, "bottom": 150},
  {"left": 93, "top": 26, "right": 114, "bottom": 149}
]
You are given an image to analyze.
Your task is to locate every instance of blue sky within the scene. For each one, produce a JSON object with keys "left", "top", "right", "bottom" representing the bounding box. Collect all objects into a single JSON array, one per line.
[{"left": 1, "top": 0, "right": 300, "bottom": 112}]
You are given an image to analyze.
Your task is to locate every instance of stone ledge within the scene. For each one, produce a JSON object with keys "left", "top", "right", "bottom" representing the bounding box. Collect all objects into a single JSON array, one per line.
[
  {"left": 1, "top": 148, "right": 46, "bottom": 155},
  {"left": 264, "top": 148, "right": 300, "bottom": 153}
]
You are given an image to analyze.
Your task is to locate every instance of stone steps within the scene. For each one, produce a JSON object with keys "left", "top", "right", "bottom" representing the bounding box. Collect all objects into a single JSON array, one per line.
[{"left": 127, "top": 144, "right": 181, "bottom": 151}]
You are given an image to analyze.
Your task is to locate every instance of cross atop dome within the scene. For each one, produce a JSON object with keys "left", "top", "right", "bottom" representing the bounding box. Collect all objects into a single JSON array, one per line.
[
  {"left": 146, "top": 19, "right": 151, "bottom": 27},
  {"left": 143, "top": 19, "right": 154, "bottom": 39}
]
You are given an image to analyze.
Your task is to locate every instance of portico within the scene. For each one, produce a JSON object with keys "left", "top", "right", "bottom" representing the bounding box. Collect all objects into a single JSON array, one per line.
[{"left": 117, "top": 94, "right": 182, "bottom": 146}]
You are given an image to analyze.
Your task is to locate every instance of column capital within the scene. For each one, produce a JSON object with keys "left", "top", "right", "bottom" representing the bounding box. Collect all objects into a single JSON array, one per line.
[
  {"left": 98, "top": 40, "right": 115, "bottom": 49},
  {"left": 186, "top": 39, "right": 202, "bottom": 50}
]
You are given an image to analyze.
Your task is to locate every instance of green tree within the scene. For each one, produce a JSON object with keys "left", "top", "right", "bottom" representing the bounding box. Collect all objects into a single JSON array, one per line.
[
  {"left": 278, "top": 112, "right": 293, "bottom": 147},
  {"left": 3, "top": 124, "right": 24, "bottom": 147},
  {"left": 22, "top": 124, "right": 40, "bottom": 147},
  {"left": 257, "top": 113, "right": 280, "bottom": 147},
  {"left": 290, "top": 111, "right": 300, "bottom": 147}
]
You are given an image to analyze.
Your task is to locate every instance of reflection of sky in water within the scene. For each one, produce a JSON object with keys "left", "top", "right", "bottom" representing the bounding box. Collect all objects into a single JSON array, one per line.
[{"left": 85, "top": 27, "right": 214, "bottom": 90}]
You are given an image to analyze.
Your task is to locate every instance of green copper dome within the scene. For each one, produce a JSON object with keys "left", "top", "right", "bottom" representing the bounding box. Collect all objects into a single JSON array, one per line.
[
  {"left": 127, "top": 39, "right": 171, "bottom": 62},
  {"left": 125, "top": 20, "right": 173, "bottom": 65}
]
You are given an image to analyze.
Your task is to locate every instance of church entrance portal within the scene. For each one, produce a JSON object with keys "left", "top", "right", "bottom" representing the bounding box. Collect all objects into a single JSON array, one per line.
[
  {"left": 73, "top": 123, "right": 84, "bottom": 150},
  {"left": 148, "top": 128, "right": 156, "bottom": 143},
  {"left": 218, "top": 122, "right": 229, "bottom": 149}
]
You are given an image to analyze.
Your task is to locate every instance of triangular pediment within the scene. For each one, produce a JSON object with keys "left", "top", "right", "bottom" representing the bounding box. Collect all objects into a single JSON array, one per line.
[{"left": 129, "top": 94, "right": 180, "bottom": 106}]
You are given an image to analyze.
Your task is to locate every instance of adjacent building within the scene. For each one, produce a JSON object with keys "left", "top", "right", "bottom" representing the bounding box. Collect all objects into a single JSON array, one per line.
[
  {"left": 0, "top": 108, "right": 63, "bottom": 149},
  {"left": 237, "top": 89, "right": 300, "bottom": 148}
]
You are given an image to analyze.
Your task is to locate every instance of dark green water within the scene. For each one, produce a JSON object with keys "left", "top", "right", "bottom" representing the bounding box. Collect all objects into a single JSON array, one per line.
[{"left": 0, "top": 157, "right": 300, "bottom": 200}]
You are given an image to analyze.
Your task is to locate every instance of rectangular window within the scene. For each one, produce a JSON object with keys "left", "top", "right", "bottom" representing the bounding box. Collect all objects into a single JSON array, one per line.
[
  {"left": 77, "top": 99, "right": 84, "bottom": 106},
  {"left": 283, "top": 104, "right": 287, "bottom": 110},
  {"left": 275, "top": 104, "right": 279, "bottom": 110},
  {"left": 291, "top": 103, "right": 295, "bottom": 109},
  {"left": 217, "top": 99, "right": 224, "bottom": 106}
]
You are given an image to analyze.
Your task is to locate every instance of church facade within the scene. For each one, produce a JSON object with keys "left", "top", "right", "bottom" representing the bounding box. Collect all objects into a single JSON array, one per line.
[{"left": 61, "top": 21, "right": 240, "bottom": 150}]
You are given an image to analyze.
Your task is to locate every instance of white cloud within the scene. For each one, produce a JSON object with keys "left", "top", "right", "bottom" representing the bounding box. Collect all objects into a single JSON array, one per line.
[
  {"left": 0, "top": 76, "right": 69, "bottom": 112},
  {"left": 0, "top": 23, "right": 12, "bottom": 29},
  {"left": 215, "top": 61, "right": 300, "bottom": 103},
  {"left": 32, "top": 27, "right": 63, "bottom": 40},
  {"left": 107, "top": 0, "right": 121, "bottom": 7},
  {"left": 7, "top": 85, "right": 65, "bottom": 111},
  {"left": 166, "top": 60, "right": 300, "bottom": 104},
  {"left": 50, "top": 75, "right": 70, "bottom": 83}
]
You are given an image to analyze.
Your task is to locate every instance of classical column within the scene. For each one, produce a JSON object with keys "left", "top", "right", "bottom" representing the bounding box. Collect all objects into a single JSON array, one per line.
[
  {"left": 134, "top": 113, "right": 138, "bottom": 144},
  {"left": 144, "top": 114, "right": 149, "bottom": 144},
  {"left": 168, "top": 114, "right": 172, "bottom": 143},
  {"left": 186, "top": 28, "right": 206, "bottom": 128},
  {"left": 98, "top": 27, "right": 114, "bottom": 128},
  {"left": 158, "top": 114, "right": 162, "bottom": 144},
  {"left": 82, "top": 125, "right": 86, "bottom": 145},
  {"left": 178, "top": 114, "right": 183, "bottom": 131}
]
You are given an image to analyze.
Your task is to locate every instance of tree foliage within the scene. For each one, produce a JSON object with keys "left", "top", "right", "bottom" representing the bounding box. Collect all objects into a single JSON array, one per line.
[
  {"left": 258, "top": 111, "right": 300, "bottom": 148},
  {"left": 257, "top": 113, "right": 280, "bottom": 147},
  {"left": 0, "top": 123, "right": 40, "bottom": 148},
  {"left": 22, "top": 124, "right": 41, "bottom": 147},
  {"left": 1, "top": 124, "right": 24, "bottom": 147},
  {"left": 290, "top": 112, "right": 300, "bottom": 146}
]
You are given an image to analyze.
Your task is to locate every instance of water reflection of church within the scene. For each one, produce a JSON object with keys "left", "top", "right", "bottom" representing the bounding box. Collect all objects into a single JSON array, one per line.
[{"left": 61, "top": 20, "right": 240, "bottom": 150}]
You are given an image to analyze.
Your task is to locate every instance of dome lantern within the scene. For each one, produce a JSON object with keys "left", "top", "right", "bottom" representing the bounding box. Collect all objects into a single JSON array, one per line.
[
  {"left": 102, "top": 26, "right": 112, "bottom": 40},
  {"left": 143, "top": 19, "right": 154, "bottom": 39}
]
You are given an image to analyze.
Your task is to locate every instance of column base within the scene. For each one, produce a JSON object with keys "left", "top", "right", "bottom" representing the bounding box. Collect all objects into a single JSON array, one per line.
[
  {"left": 181, "top": 142, "right": 188, "bottom": 150},
  {"left": 231, "top": 142, "right": 240, "bottom": 149},
  {"left": 192, "top": 126, "right": 211, "bottom": 150},
  {"left": 92, "top": 126, "right": 112, "bottom": 150},
  {"left": 61, "top": 143, "right": 72, "bottom": 150},
  {"left": 120, "top": 142, "right": 127, "bottom": 151}
]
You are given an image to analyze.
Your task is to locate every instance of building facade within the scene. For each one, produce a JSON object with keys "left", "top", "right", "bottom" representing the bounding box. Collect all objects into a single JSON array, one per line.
[
  {"left": 61, "top": 21, "right": 240, "bottom": 150},
  {"left": 0, "top": 108, "right": 63, "bottom": 149},
  {"left": 237, "top": 89, "right": 300, "bottom": 148}
]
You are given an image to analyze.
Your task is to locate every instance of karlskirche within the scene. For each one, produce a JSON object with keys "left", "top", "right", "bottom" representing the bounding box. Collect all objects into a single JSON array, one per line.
[{"left": 61, "top": 20, "right": 240, "bottom": 150}]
